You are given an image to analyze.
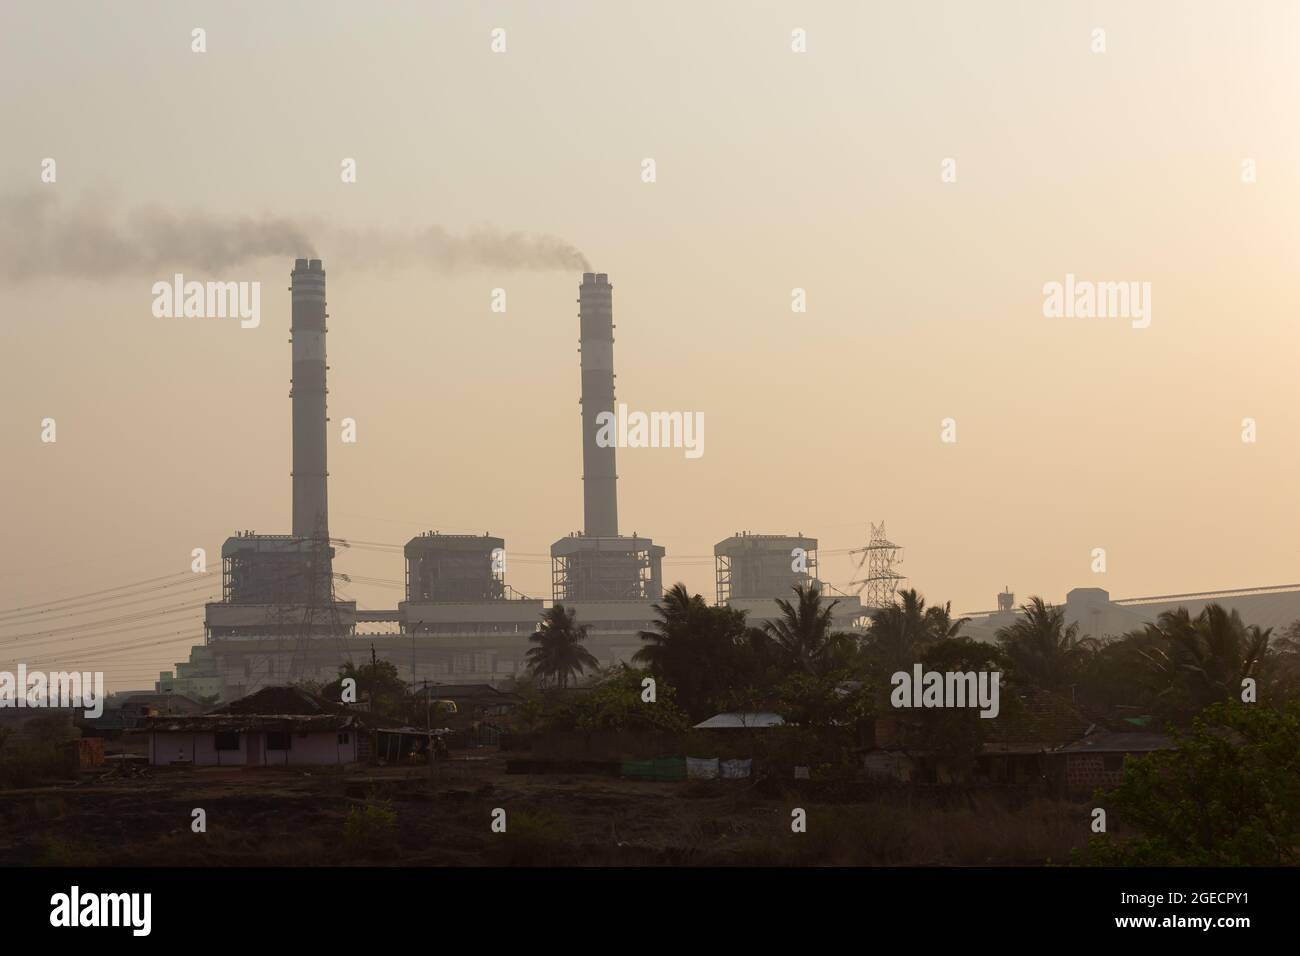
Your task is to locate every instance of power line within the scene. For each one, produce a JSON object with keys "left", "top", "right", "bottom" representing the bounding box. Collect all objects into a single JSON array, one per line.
[
  {"left": 0, "top": 570, "right": 208, "bottom": 620},
  {"left": 0, "top": 599, "right": 212, "bottom": 645},
  {"left": 0, "top": 576, "right": 218, "bottom": 627},
  {"left": 0, "top": 629, "right": 205, "bottom": 668},
  {"left": 24, "top": 631, "right": 205, "bottom": 667}
]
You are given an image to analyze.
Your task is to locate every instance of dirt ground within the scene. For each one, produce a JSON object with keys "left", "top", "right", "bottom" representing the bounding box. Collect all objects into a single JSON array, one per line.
[{"left": 0, "top": 753, "right": 1094, "bottom": 866}]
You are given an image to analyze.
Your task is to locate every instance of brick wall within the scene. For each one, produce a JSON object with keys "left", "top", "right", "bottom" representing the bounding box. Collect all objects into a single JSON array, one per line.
[
  {"left": 1065, "top": 753, "right": 1125, "bottom": 797},
  {"left": 64, "top": 737, "right": 105, "bottom": 770},
  {"left": 872, "top": 715, "right": 901, "bottom": 749}
]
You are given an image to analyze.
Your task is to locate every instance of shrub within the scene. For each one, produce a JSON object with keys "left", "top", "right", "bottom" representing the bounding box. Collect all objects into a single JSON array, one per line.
[
  {"left": 1078, "top": 702, "right": 1300, "bottom": 865},
  {"left": 0, "top": 741, "right": 73, "bottom": 789},
  {"left": 40, "top": 837, "right": 99, "bottom": 867},
  {"left": 343, "top": 798, "right": 397, "bottom": 856},
  {"left": 490, "top": 811, "right": 567, "bottom": 866}
]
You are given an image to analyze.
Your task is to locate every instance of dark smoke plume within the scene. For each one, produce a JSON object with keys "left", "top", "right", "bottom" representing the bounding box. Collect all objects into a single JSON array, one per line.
[{"left": 0, "top": 190, "right": 589, "bottom": 281}]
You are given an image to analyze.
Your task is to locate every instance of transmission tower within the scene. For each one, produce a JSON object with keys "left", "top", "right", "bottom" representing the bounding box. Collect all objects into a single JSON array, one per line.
[
  {"left": 286, "top": 518, "right": 354, "bottom": 686},
  {"left": 847, "top": 522, "right": 906, "bottom": 608}
]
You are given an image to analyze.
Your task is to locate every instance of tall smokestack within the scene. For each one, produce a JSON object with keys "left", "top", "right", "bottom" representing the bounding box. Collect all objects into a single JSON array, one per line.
[
  {"left": 579, "top": 272, "right": 618, "bottom": 537},
  {"left": 291, "top": 258, "right": 329, "bottom": 540}
]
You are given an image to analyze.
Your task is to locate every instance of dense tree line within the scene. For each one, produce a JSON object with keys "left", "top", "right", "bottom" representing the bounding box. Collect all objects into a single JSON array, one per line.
[{"left": 519, "top": 582, "right": 1300, "bottom": 728}]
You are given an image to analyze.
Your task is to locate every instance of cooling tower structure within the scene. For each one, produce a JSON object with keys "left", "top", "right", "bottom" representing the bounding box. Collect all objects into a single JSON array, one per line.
[
  {"left": 715, "top": 531, "right": 868, "bottom": 631},
  {"left": 397, "top": 532, "right": 544, "bottom": 680},
  {"left": 405, "top": 534, "right": 507, "bottom": 604},
  {"left": 551, "top": 272, "right": 664, "bottom": 603},
  {"left": 714, "top": 532, "right": 819, "bottom": 605}
]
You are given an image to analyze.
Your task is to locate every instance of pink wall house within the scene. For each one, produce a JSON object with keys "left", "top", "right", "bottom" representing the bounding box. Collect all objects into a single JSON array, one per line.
[
  {"left": 148, "top": 725, "right": 361, "bottom": 766},
  {"left": 145, "top": 714, "right": 366, "bottom": 767},
  {"left": 142, "top": 687, "right": 383, "bottom": 767}
]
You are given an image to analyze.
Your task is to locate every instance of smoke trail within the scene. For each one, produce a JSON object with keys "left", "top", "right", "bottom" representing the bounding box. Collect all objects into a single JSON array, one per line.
[
  {"left": 0, "top": 191, "right": 316, "bottom": 281},
  {"left": 330, "top": 224, "right": 590, "bottom": 273},
  {"left": 0, "top": 190, "right": 589, "bottom": 281}
]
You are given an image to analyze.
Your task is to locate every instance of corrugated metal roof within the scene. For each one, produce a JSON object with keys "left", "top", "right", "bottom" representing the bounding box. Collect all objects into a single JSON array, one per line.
[
  {"left": 694, "top": 711, "right": 785, "bottom": 729},
  {"left": 1056, "top": 731, "right": 1174, "bottom": 754},
  {"left": 414, "top": 684, "right": 513, "bottom": 700},
  {"left": 143, "top": 714, "right": 362, "bottom": 734}
]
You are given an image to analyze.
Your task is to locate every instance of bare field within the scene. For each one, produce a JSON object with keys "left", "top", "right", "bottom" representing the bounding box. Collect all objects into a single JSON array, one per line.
[{"left": 0, "top": 755, "right": 1092, "bottom": 866}]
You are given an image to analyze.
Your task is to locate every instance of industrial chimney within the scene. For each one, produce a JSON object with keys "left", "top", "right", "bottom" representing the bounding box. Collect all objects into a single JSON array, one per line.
[
  {"left": 290, "top": 258, "right": 329, "bottom": 541},
  {"left": 579, "top": 272, "right": 618, "bottom": 537}
]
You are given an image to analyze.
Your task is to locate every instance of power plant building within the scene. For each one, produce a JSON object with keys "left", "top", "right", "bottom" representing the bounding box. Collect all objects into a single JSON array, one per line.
[
  {"left": 715, "top": 532, "right": 868, "bottom": 630},
  {"left": 162, "top": 264, "right": 665, "bottom": 701},
  {"left": 154, "top": 254, "right": 1299, "bottom": 698}
]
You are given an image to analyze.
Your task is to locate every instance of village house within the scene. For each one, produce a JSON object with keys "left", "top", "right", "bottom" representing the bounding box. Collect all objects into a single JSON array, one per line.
[
  {"left": 1056, "top": 730, "right": 1174, "bottom": 798},
  {"left": 861, "top": 686, "right": 1175, "bottom": 796},
  {"left": 141, "top": 686, "right": 382, "bottom": 767},
  {"left": 976, "top": 686, "right": 1098, "bottom": 789},
  {"left": 80, "top": 690, "right": 207, "bottom": 739},
  {"left": 413, "top": 683, "right": 521, "bottom": 747}
]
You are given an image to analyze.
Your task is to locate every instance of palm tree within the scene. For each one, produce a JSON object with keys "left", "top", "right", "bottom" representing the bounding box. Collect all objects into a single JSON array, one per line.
[
  {"left": 925, "top": 599, "right": 969, "bottom": 641},
  {"left": 995, "top": 596, "right": 1095, "bottom": 692},
  {"left": 525, "top": 604, "right": 599, "bottom": 690},
  {"left": 762, "top": 584, "right": 850, "bottom": 676},
  {"left": 633, "top": 583, "right": 706, "bottom": 672},
  {"left": 865, "top": 588, "right": 963, "bottom": 673},
  {"left": 1271, "top": 620, "right": 1300, "bottom": 697},
  {"left": 635, "top": 583, "right": 759, "bottom": 720},
  {"left": 1134, "top": 603, "right": 1272, "bottom": 721}
]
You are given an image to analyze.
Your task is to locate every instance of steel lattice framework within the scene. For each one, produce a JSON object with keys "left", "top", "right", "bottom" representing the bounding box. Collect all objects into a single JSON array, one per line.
[{"left": 847, "top": 522, "right": 905, "bottom": 608}]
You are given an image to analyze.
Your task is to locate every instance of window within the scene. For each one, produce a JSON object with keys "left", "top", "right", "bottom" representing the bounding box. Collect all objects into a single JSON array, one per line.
[
  {"left": 266, "top": 732, "right": 291, "bottom": 751},
  {"left": 337, "top": 732, "right": 350, "bottom": 745},
  {"left": 214, "top": 732, "right": 240, "bottom": 751},
  {"left": 1103, "top": 754, "right": 1125, "bottom": 772}
]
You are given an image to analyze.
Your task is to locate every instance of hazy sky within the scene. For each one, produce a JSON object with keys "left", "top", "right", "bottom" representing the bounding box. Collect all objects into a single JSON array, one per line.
[{"left": 3, "top": 1, "right": 1299, "bottom": 690}]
